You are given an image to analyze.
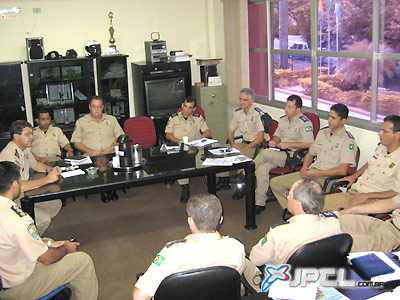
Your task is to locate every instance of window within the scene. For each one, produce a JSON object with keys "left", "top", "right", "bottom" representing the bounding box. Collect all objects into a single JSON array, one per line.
[{"left": 249, "top": 0, "right": 400, "bottom": 124}]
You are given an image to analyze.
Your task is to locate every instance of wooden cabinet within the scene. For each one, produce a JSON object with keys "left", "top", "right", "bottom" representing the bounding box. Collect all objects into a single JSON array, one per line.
[{"left": 192, "top": 85, "right": 227, "bottom": 144}]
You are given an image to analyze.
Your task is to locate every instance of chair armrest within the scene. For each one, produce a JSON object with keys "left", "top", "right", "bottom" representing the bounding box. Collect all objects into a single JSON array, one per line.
[
  {"left": 322, "top": 175, "right": 344, "bottom": 192},
  {"left": 329, "top": 180, "right": 350, "bottom": 194},
  {"left": 226, "top": 135, "right": 243, "bottom": 144}
]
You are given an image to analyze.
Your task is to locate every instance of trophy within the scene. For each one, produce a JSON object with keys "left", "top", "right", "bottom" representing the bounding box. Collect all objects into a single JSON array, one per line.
[{"left": 105, "top": 11, "right": 120, "bottom": 55}]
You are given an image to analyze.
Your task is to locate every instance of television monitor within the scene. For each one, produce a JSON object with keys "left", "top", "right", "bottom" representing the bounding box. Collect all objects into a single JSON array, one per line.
[
  {"left": 46, "top": 83, "right": 74, "bottom": 104},
  {"left": 61, "top": 66, "right": 83, "bottom": 81},
  {"left": 40, "top": 67, "right": 61, "bottom": 83},
  {"left": 144, "top": 77, "right": 186, "bottom": 118}
]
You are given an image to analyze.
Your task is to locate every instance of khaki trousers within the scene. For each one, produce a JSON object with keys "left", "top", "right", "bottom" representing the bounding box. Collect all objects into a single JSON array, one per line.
[
  {"left": 339, "top": 214, "right": 400, "bottom": 253},
  {"left": 253, "top": 149, "right": 287, "bottom": 206},
  {"left": 323, "top": 189, "right": 359, "bottom": 211},
  {"left": 0, "top": 252, "right": 98, "bottom": 300}
]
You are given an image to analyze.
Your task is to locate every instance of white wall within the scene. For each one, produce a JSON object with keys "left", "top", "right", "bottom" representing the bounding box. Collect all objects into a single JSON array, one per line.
[
  {"left": 1, "top": 0, "right": 225, "bottom": 117},
  {"left": 228, "top": 103, "right": 379, "bottom": 167}
]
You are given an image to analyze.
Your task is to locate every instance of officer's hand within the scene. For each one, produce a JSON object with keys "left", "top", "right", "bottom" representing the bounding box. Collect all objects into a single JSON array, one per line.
[
  {"left": 51, "top": 240, "right": 66, "bottom": 248},
  {"left": 336, "top": 175, "right": 355, "bottom": 187},
  {"left": 65, "top": 151, "right": 74, "bottom": 158},
  {"left": 300, "top": 166, "right": 310, "bottom": 178},
  {"left": 101, "top": 147, "right": 114, "bottom": 154},
  {"left": 277, "top": 142, "right": 288, "bottom": 149},
  {"left": 86, "top": 149, "right": 101, "bottom": 156},
  {"left": 231, "top": 144, "right": 241, "bottom": 151},
  {"left": 46, "top": 168, "right": 61, "bottom": 183},
  {"left": 65, "top": 241, "right": 80, "bottom": 253},
  {"left": 268, "top": 140, "right": 277, "bottom": 148},
  {"left": 351, "top": 193, "right": 370, "bottom": 204},
  {"left": 392, "top": 237, "right": 400, "bottom": 250}
]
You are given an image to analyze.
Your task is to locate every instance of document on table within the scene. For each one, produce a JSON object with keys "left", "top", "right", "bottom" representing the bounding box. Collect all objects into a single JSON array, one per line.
[
  {"left": 202, "top": 155, "right": 252, "bottom": 166},
  {"left": 61, "top": 169, "right": 85, "bottom": 178},
  {"left": 348, "top": 252, "right": 400, "bottom": 282},
  {"left": 64, "top": 156, "right": 92, "bottom": 166},
  {"left": 208, "top": 148, "right": 240, "bottom": 156},
  {"left": 187, "top": 138, "right": 218, "bottom": 148}
]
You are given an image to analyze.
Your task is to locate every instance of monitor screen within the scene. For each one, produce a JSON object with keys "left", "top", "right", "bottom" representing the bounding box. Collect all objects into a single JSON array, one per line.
[
  {"left": 61, "top": 66, "right": 83, "bottom": 81},
  {"left": 40, "top": 67, "right": 61, "bottom": 83},
  {"left": 46, "top": 83, "right": 74, "bottom": 104},
  {"left": 144, "top": 77, "right": 186, "bottom": 118}
]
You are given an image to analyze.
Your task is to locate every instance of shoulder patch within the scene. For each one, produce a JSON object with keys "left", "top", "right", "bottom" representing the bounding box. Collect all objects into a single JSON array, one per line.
[
  {"left": 27, "top": 223, "right": 40, "bottom": 240},
  {"left": 279, "top": 115, "right": 286, "bottom": 119},
  {"left": 10, "top": 205, "right": 27, "bottom": 217},
  {"left": 152, "top": 253, "right": 166, "bottom": 266},
  {"left": 170, "top": 113, "right": 178, "bottom": 117},
  {"left": 192, "top": 113, "right": 201, "bottom": 117},
  {"left": 166, "top": 239, "right": 186, "bottom": 248},
  {"left": 320, "top": 211, "right": 338, "bottom": 218},
  {"left": 346, "top": 131, "right": 354, "bottom": 139},
  {"left": 270, "top": 221, "right": 289, "bottom": 229},
  {"left": 320, "top": 126, "right": 329, "bottom": 130},
  {"left": 235, "top": 107, "right": 242, "bottom": 112},
  {"left": 299, "top": 115, "right": 310, "bottom": 122},
  {"left": 254, "top": 107, "right": 264, "bottom": 115},
  {"left": 260, "top": 233, "right": 268, "bottom": 246},
  {"left": 226, "top": 235, "right": 244, "bottom": 244},
  {"left": 15, "top": 149, "right": 20, "bottom": 159}
]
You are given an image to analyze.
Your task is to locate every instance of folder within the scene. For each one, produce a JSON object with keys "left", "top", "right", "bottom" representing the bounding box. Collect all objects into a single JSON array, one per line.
[{"left": 351, "top": 253, "right": 395, "bottom": 280}]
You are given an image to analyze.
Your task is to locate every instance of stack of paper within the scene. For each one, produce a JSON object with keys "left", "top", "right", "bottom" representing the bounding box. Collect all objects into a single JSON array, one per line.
[
  {"left": 64, "top": 156, "right": 92, "bottom": 166},
  {"left": 187, "top": 138, "right": 218, "bottom": 148},
  {"left": 208, "top": 148, "right": 240, "bottom": 156},
  {"left": 202, "top": 155, "right": 252, "bottom": 166}
]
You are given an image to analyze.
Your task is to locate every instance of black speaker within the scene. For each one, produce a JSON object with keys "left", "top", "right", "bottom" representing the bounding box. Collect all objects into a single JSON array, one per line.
[
  {"left": 200, "top": 65, "right": 218, "bottom": 86},
  {"left": 26, "top": 38, "right": 44, "bottom": 61}
]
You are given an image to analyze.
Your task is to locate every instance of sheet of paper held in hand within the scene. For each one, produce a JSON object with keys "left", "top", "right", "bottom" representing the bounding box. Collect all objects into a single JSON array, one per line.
[{"left": 187, "top": 138, "right": 218, "bottom": 148}]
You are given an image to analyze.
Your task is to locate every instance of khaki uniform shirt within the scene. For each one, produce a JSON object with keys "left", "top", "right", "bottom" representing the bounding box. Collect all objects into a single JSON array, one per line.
[
  {"left": 274, "top": 113, "right": 314, "bottom": 148},
  {"left": 0, "top": 196, "right": 47, "bottom": 288},
  {"left": 71, "top": 114, "right": 124, "bottom": 151},
  {"left": 165, "top": 112, "right": 209, "bottom": 142},
  {"left": 354, "top": 144, "right": 400, "bottom": 193},
  {"left": 309, "top": 126, "right": 357, "bottom": 171},
  {"left": 135, "top": 232, "right": 246, "bottom": 297},
  {"left": 229, "top": 105, "right": 265, "bottom": 142},
  {"left": 31, "top": 125, "right": 69, "bottom": 157},
  {"left": 250, "top": 213, "right": 342, "bottom": 267},
  {"left": 0, "top": 141, "right": 37, "bottom": 181}
]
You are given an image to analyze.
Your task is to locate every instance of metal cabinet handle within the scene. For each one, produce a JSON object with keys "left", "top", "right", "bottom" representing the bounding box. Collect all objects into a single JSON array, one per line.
[{"left": 211, "top": 94, "right": 216, "bottom": 98}]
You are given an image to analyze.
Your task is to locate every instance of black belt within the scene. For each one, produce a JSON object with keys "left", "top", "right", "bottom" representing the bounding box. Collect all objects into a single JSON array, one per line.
[
  {"left": 0, "top": 287, "right": 9, "bottom": 291},
  {"left": 390, "top": 220, "right": 400, "bottom": 231}
]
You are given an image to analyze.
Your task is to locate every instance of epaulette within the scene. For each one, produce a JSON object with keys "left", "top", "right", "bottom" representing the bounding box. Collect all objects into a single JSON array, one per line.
[
  {"left": 170, "top": 113, "right": 178, "bottom": 117},
  {"left": 299, "top": 115, "right": 310, "bottom": 122},
  {"left": 320, "top": 126, "right": 329, "bottom": 130},
  {"left": 166, "top": 239, "right": 186, "bottom": 248},
  {"left": 14, "top": 149, "right": 20, "bottom": 159},
  {"left": 193, "top": 113, "right": 201, "bottom": 117},
  {"left": 235, "top": 107, "right": 242, "bottom": 112},
  {"left": 270, "top": 221, "right": 289, "bottom": 229},
  {"left": 10, "top": 205, "right": 27, "bottom": 217},
  {"left": 320, "top": 211, "right": 338, "bottom": 218},
  {"left": 254, "top": 106, "right": 264, "bottom": 115},
  {"left": 279, "top": 115, "right": 286, "bottom": 119},
  {"left": 346, "top": 131, "right": 354, "bottom": 139},
  {"left": 226, "top": 235, "right": 244, "bottom": 245}
]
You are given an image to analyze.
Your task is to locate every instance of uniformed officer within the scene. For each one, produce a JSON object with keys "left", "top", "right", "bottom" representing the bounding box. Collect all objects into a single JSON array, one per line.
[
  {"left": 165, "top": 97, "right": 211, "bottom": 203},
  {"left": 31, "top": 108, "right": 74, "bottom": 164},
  {"left": 270, "top": 104, "right": 357, "bottom": 215},
  {"left": 132, "top": 193, "right": 246, "bottom": 300},
  {"left": 71, "top": 96, "right": 124, "bottom": 156},
  {"left": 217, "top": 88, "right": 267, "bottom": 199},
  {"left": 0, "top": 120, "right": 62, "bottom": 234},
  {"left": 244, "top": 179, "right": 341, "bottom": 290},
  {"left": 323, "top": 115, "right": 400, "bottom": 212},
  {"left": 0, "top": 161, "right": 98, "bottom": 300},
  {"left": 253, "top": 94, "right": 314, "bottom": 214}
]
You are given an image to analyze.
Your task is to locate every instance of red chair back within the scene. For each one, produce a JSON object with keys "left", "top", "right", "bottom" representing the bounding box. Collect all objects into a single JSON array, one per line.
[
  {"left": 303, "top": 112, "right": 320, "bottom": 139},
  {"left": 347, "top": 146, "right": 361, "bottom": 175},
  {"left": 124, "top": 117, "right": 157, "bottom": 149},
  {"left": 268, "top": 120, "right": 279, "bottom": 140},
  {"left": 177, "top": 106, "right": 206, "bottom": 120}
]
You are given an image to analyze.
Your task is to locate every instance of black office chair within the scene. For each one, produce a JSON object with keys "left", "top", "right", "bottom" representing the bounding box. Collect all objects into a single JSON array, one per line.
[
  {"left": 153, "top": 266, "right": 241, "bottom": 300},
  {"left": 287, "top": 233, "right": 353, "bottom": 272}
]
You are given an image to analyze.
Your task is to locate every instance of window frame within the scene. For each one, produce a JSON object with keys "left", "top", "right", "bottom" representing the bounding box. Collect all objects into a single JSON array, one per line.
[{"left": 249, "top": 0, "right": 400, "bottom": 131}]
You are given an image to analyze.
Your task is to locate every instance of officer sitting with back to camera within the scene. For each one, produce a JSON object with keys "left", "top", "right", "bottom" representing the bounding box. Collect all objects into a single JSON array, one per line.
[
  {"left": 0, "top": 161, "right": 98, "bottom": 300},
  {"left": 165, "top": 96, "right": 211, "bottom": 203},
  {"left": 132, "top": 193, "right": 246, "bottom": 300},
  {"left": 31, "top": 107, "right": 74, "bottom": 164},
  {"left": 0, "top": 120, "right": 62, "bottom": 234},
  {"left": 216, "top": 88, "right": 271, "bottom": 200},
  {"left": 244, "top": 179, "right": 342, "bottom": 290}
]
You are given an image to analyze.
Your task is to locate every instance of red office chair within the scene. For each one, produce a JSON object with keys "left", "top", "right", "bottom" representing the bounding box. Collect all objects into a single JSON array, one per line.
[
  {"left": 253, "top": 119, "right": 279, "bottom": 158},
  {"left": 124, "top": 116, "right": 157, "bottom": 149}
]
